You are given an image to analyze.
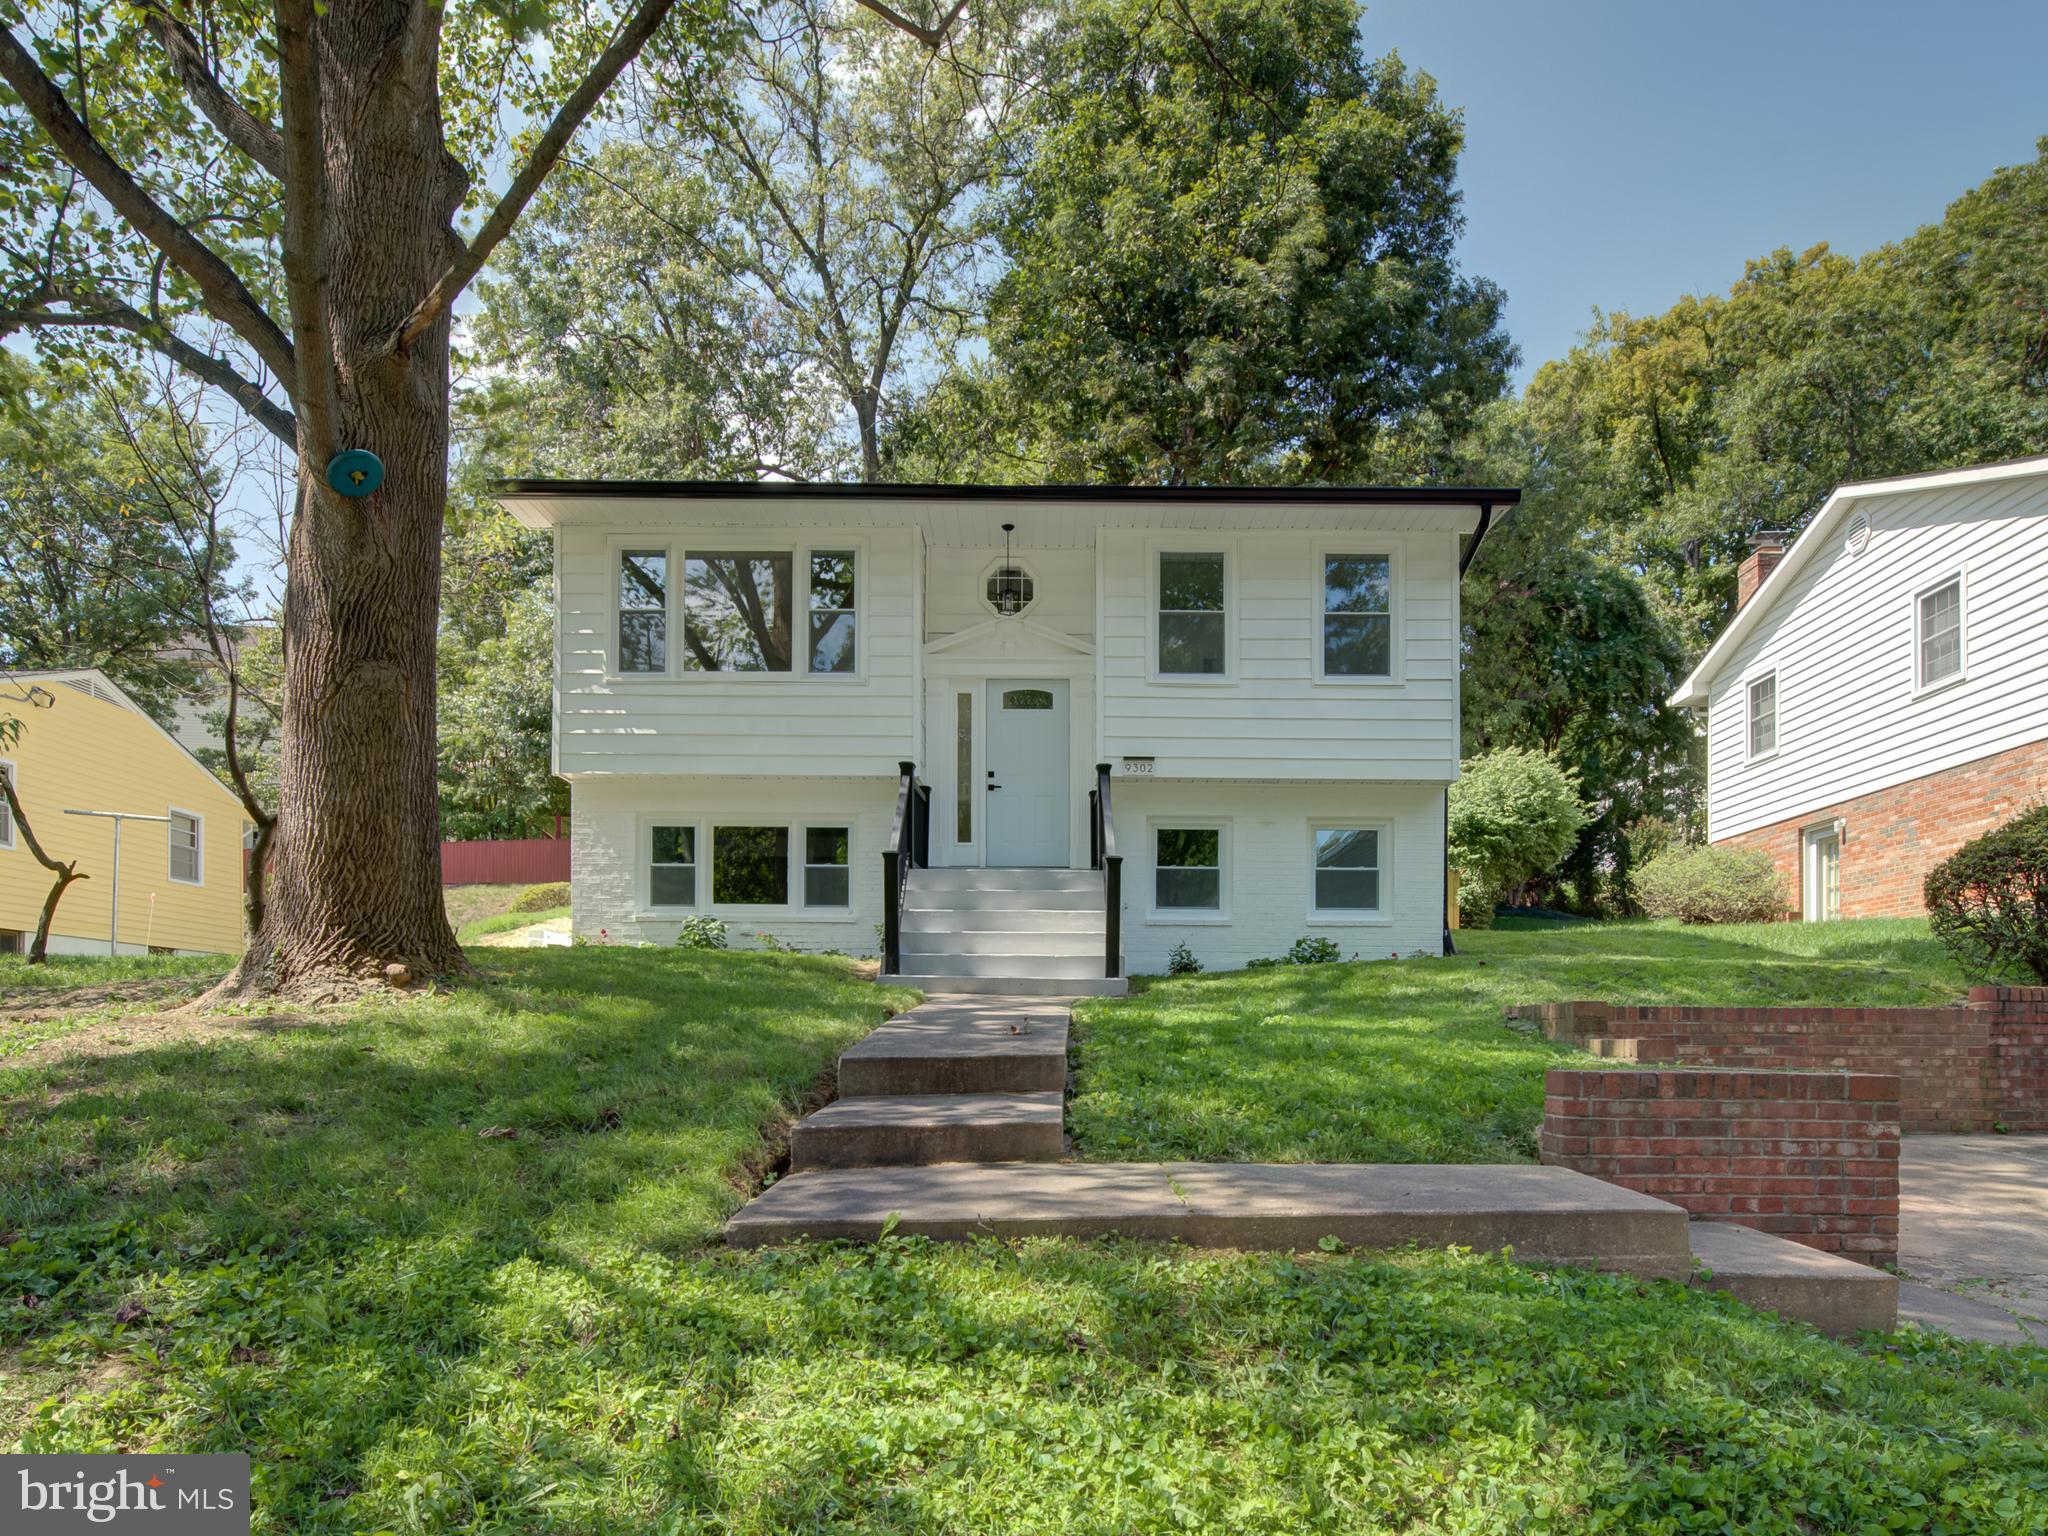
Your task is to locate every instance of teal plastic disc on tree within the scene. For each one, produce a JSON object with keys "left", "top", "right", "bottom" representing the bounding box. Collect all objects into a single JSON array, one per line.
[{"left": 326, "top": 448, "right": 385, "bottom": 497}]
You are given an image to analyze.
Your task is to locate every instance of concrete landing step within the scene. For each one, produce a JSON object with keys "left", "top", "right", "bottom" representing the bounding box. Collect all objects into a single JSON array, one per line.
[
  {"left": 1688, "top": 1221, "right": 1898, "bottom": 1337},
  {"left": 791, "top": 1092, "right": 1065, "bottom": 1169},
  {"left": 839, "top": 996, "right": 1071, "bottom": 1094},
  {"left": 879, "top": 973, "right": 1126, "bottom": 998},
  {"left": 729, "top": 1162, "right": 1692, "bottom": 1275}
]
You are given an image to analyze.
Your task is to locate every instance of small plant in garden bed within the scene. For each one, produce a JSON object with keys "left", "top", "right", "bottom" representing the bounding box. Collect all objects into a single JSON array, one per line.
[
  {"left": 675, "top": 914, "right": 729, "bottom": 950},
  {"left": 1167, "top": 941, "right": 1202, "bottom": 976}
]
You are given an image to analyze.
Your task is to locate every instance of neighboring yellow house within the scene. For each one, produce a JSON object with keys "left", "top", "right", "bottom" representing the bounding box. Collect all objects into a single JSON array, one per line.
[{"left": 1, "top": 669, "right": 246, "bottom": 956}]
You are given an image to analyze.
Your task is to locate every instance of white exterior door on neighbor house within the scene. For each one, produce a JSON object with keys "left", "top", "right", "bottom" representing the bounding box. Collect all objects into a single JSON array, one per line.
[
  {"left": 984, "top": 678, "right": 1070, "bottom": 866},
  {"left": 1804, "top": 825, "right": 1842, "bottom": 921}
]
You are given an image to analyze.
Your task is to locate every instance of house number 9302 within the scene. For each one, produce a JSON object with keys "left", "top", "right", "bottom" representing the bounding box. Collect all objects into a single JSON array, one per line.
[{"left": 1121, "top": 758, "right": 1155, "bottom": 775}]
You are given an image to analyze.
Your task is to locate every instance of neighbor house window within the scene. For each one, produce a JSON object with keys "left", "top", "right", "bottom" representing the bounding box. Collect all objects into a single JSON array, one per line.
[
  {"left": 168, "top": 810, "right": 202, "bottom": 885},
  {"left": 0, "top": 761, "right": 13, "bottom": 850},
  {"left": 618, "top": 550, "right": 668, "bottom": 673},
  {"left": 713, "top": 825, "right": 789, "bottom": 904},
  {"left": 1157, "top": 551, "right": 1226, "bottom": 675},
  {"left": 1746, "top": 673, "right": 1777, "bottom": 759},
  {"left": 804, "top": 827, "right": 850, "bottom": 908},
  {"left": 1917, "top": 575, "right": 1963, "bottom": 689},
  {"left": 1321, "top": 555, "right": 1392, "bottom": 677},
  {"left": 685, "top": 552, "right": 794, "bottom": 671},
  {"left": 1312, "top": 827, "right": 1382, "bottom": 914},
  {"left": 1155, "top": 827, "right": 1222, "bottom": 911},
  {"left": 650, "top": 825, "right": 696, "bottom": 906},
  {"left": 808, "top": 551, "right": 857, "bottom": 673}
]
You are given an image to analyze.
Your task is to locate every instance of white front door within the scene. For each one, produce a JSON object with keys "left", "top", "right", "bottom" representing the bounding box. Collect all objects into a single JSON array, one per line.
[{"left": 985, "top": 679, "right": 1070, "bottom": 866}]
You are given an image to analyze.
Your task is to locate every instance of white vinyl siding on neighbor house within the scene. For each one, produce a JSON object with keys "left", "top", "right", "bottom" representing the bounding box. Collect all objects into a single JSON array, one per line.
[
  {"left": 1700, "top": 469, "right": 2048, "bottom": 842},
  {"left": 555, "top": 522, "right": 919, "bottom": 777},
  {"left": 1098, "top": 528, "right": 1463, "bottom": 780}
]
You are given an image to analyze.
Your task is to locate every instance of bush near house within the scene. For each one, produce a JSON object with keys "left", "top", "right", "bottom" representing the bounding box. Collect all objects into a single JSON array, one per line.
[
  {"left": 1633, "top": 844, "right": 1787, "bottom": 924},
  {"left": 1925, "top": 803, "right": 2048, "bottom": 983},
  {"left": 1447, "top": 748, "right": 1588, "bottom": 906},
  {"left": 507, "top": 880, "right": 572, "bottom": 913}
]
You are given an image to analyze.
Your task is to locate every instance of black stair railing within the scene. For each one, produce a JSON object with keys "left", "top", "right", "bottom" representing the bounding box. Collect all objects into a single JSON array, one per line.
[
  {"left": 882, "top": 760, "right": 920, "bottom": 975},
  {"left": 1091, "top": 762, "right": 1122, "bottom": 979}
]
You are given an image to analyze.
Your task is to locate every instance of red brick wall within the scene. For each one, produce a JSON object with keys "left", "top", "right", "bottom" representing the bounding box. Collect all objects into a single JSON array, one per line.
[
  {"left": 1736, "top": 545, "right": 1784, "bottom": 609},
  {"left": 1512, "top": 990, "right": 2048, "bottom": 1133},
  {"left": 1715, "top": 737, "right": 2048, "bottom": 919},
  {"left": 1542, "top": 1068, "right": 1901, "bottom": 1266}
]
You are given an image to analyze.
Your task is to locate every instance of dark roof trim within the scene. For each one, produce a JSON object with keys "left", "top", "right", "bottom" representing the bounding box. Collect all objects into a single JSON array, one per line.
[{"left": 495, "top": 477, "right": 1523, "bottom": 509}]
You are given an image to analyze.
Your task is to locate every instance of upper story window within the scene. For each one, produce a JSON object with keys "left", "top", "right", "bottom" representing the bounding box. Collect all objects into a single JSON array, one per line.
[
  {"left": 1746, "top": 672, "right": 1777, "bottom": 760},
  {"left": 618, "top": 551, "right": 668, "bottom": 673},
  {"left": 1157, "top": 551, "right": 1226, "bottom": 675},
  {"left": 808, "top": 551, "right": 857, "bottom": 673},
  {"left": 1917, "top": 575, "right": 1964, "bottom": 690},
  {"left": 618, "top": 545, "right": 858, "bottom": 677},
  {"left": 168, "top": 810, "right": 202, "bottom": 885},
  {"left": 1321, "top": 554, "right": 1392, "bottom": 678},
  {"left": 985, "top": 564, "right": 1035, "bottom": 617}
]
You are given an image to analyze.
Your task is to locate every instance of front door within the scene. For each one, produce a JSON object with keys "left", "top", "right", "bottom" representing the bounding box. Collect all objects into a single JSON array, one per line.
[
  {"left": 985, "top": 679, "right": 1070, "bottom": 866},
  {"left": 1804, "top": 828, "right": 1841, "bottom": 921}
]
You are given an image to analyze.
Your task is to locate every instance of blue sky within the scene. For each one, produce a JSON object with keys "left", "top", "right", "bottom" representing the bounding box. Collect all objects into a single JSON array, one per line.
[{"left": 1358, "top": 0, "right": 2048, "bottom": 386}]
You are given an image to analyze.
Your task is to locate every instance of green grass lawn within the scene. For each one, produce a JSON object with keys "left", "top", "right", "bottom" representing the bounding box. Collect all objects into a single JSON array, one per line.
[
  {"left": 453, "top": 904, "right": 572, "bottom": 943},
  {"left": 4, "top": 937, "right": 2045, "bottom": 1533},
  {"left": 1070, "top": 918, "right": 1973, "bottom": 1164}
]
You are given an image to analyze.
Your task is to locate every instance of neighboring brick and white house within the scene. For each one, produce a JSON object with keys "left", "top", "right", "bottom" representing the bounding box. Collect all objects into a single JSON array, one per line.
[{"left": 1669, "top": 455, "right": 2048, "bottom": 920}]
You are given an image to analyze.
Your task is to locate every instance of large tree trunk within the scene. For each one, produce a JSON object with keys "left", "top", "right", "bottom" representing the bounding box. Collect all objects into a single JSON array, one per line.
[{"left": 224, "top": 5, "right": 463, "bottom": 995}]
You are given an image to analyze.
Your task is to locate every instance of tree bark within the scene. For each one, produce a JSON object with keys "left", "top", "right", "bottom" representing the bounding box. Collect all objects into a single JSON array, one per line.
[
  {"left": 0, "top": 769, "right": 87, "bottom": 964},
  {"left": 224, "top": 2, "right": 463, "bottom": 994}
]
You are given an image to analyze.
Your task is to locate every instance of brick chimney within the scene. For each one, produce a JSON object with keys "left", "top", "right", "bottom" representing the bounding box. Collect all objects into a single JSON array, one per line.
[{"left": 1737, "top": 530, "right": 1791, "bottom": 610}]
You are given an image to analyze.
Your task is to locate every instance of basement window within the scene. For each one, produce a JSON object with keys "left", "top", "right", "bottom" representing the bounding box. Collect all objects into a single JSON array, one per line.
[
  {"left": 713, "top": 825, "right": 790, "bottom": 904},
  {"left": 804, "top": 827, "right": 851, "bottom": 908},
  {"left": 1155, "top": 826, "right": 1223, "bottom": 912},
  {"left": 1311, "top": 827, "right": 1383, "bottom": 915},
  {"left": 650, "top": 825, "right": 697, "bottom": 907}
]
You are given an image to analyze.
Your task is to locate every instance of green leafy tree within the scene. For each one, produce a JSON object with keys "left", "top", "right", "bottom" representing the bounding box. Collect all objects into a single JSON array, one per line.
[
  {"left": 0, "top": 0, "right": 959, "bottom": 992},
  {"left": 1446, "top": 747, "right": 1587, "bottom": 906},
  {"left": 965, "top": 0, "right": 1512, "bottom": 485}
]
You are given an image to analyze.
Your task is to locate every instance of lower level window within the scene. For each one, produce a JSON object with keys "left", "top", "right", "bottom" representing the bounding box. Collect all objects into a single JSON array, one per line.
[
  {"left": 1313, "top": 827, "right": 1381, "bottom": 913},
  {"left": 650, "top": 825, "right": 696, "bottom": 906},
  {"left": 804, "top": 827, "right": 850, "bottom": 907},
  {"left": 168, "top": 810, "right": 202, "bottom": 884},
  {"left": 715, "top": 826, "right": 789, "bottom": 904},
  {"left": 1155, "top": 827, "right": 1222, "bottom": 910}
]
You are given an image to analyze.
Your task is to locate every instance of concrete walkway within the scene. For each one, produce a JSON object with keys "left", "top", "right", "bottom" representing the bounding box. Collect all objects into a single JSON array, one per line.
[{"left": 1897, "top": 1134, "right": 2048, "bottom": 1346}]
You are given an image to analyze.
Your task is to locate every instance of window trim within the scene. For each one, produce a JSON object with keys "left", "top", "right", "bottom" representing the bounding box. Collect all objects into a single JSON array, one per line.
[
  {"left": 644, "top": 818, "right": 702, "bottom": 912},
  {"left": 605, "top": 535, "right": 866, "bottom": 683},
  {"left": 1311, "top": 543, "right": 1403, "bottom": 685},
  {"left": 799, "top": 822, "right": 854, "bottom": 911},
  {"left": 1744, "top": 669, "right": 1779, "bottom": 763},
  {"left": 1144, "top": 817, "right": 1231, "bottom": 924},
  {"left": 0, "top": 760, "right": 14, "bottom": 851},
  {"left": 1306, "top": 820, "right": 1393, "bottom": 925},
  {"left": 1147, "top": 541, "right": 1236, "bottom": 685},
  {"left": 166, "top": 805, "right": 204, "bottom": 886},
  {"left": 1912, "top": 569, "right": 1967, "bottom": 697}
]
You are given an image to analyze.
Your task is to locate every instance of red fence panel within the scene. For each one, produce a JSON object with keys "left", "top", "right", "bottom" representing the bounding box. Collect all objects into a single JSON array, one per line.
[{"left": 440, "top": 838, "right": 570, "bottom": 886}]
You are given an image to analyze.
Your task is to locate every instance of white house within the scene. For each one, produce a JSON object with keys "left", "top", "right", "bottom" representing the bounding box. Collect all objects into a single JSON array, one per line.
[
  {"left": 498, "top": 481, "right": 1517, "bottom": 991},
  {"left": 1669, "top": 455, "right": 2048, "bottom": 921}
]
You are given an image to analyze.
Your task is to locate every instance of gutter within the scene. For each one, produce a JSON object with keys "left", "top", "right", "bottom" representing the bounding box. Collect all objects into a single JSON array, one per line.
[{"left": 1445, "top": 498, "right": 1500, "bottom": 955}]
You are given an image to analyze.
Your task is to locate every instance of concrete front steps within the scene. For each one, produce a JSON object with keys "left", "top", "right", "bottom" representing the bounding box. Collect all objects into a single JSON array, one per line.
[
  {"left": 1689, "top": 1221, "right": 1898, "bottom": 1336},
  {"left": 880, "top": 867, "right": 1127, "bottom": 997}
]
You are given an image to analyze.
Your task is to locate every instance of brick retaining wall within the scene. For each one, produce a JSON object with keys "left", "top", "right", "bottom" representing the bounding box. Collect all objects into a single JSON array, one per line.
[
  {"left": 1542, "top": 1068, "right": 1901, "bottom": 1265},
  {"left": 1511, "top": 988, "right": 2048, "bottom": 1133}
]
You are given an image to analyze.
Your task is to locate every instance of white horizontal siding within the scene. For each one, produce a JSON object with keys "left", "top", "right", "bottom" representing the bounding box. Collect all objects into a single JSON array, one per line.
[
  {"left": 923, "top": 546, "right": 1095, "bottom": 643},
  {"left": 1098, "top": 529, "right": 1462, "bottom": 780},
  {"left": 1111, "top": 779, "right": 1445, "bottom": 971},
  {"left": 572, "top": 775, "right": 894, "bottom": 951},
  {"left": 556, "top": 522, "right": 920, "bottom": 777},
  {"left": 1705, "top": 474, "right": 2048, "bottom": 840}
]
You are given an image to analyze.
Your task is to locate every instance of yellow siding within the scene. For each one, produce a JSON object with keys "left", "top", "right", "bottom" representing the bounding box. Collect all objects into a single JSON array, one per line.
[{"left": 1, "top": 684, "right": 246, "bottom": 954}]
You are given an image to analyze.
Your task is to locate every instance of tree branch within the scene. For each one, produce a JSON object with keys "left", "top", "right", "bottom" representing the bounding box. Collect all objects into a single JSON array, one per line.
[
  {"left": 391, "top": 0, "right": 682, "bottom": 353},
  {"left": 850, "top": 0, "right": 968, "bottom": 51},
  {"left": 141, "top": 1, "right": 286, "bottom": 178},
  {"left": 0, "top": 26, "right": 299, "bottom": 394}
]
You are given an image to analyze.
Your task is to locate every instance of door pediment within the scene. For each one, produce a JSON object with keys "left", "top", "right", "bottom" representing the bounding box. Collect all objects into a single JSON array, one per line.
[{"left": 924, "top": 616, "right": 1094, "bottom": 662}]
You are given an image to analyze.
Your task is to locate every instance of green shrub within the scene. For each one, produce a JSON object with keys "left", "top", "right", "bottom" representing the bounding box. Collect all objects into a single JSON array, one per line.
[
  {"left": 1166, "top": 941, "right": 1202, "bottom": 976},
  {"left": 1925, "top": 803, "right": 2048, "bottom": 983},
  {"left": 1287, "top": 935, "right": 1342, "bottom": 965},
  {"left": 1455, "top": 877, "right": 1496, "bottom": 931},
  {"left": 1448, "top": 748, "right": 1588, "bottom": 900},
  {"left": 509, "top": 881, "right": 570, "bottom": 914},
  {"left": 1633, "top": 844, "right": 1786, "bottom": 924},
  {"left": 675, "top": 914, "right": 729, "bottom": 950}
]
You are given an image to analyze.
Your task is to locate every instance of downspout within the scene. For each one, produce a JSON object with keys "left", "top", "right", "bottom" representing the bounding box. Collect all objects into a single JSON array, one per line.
[{"left": 1446, "top": 500, "right": 1496, "bottom": 955}]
